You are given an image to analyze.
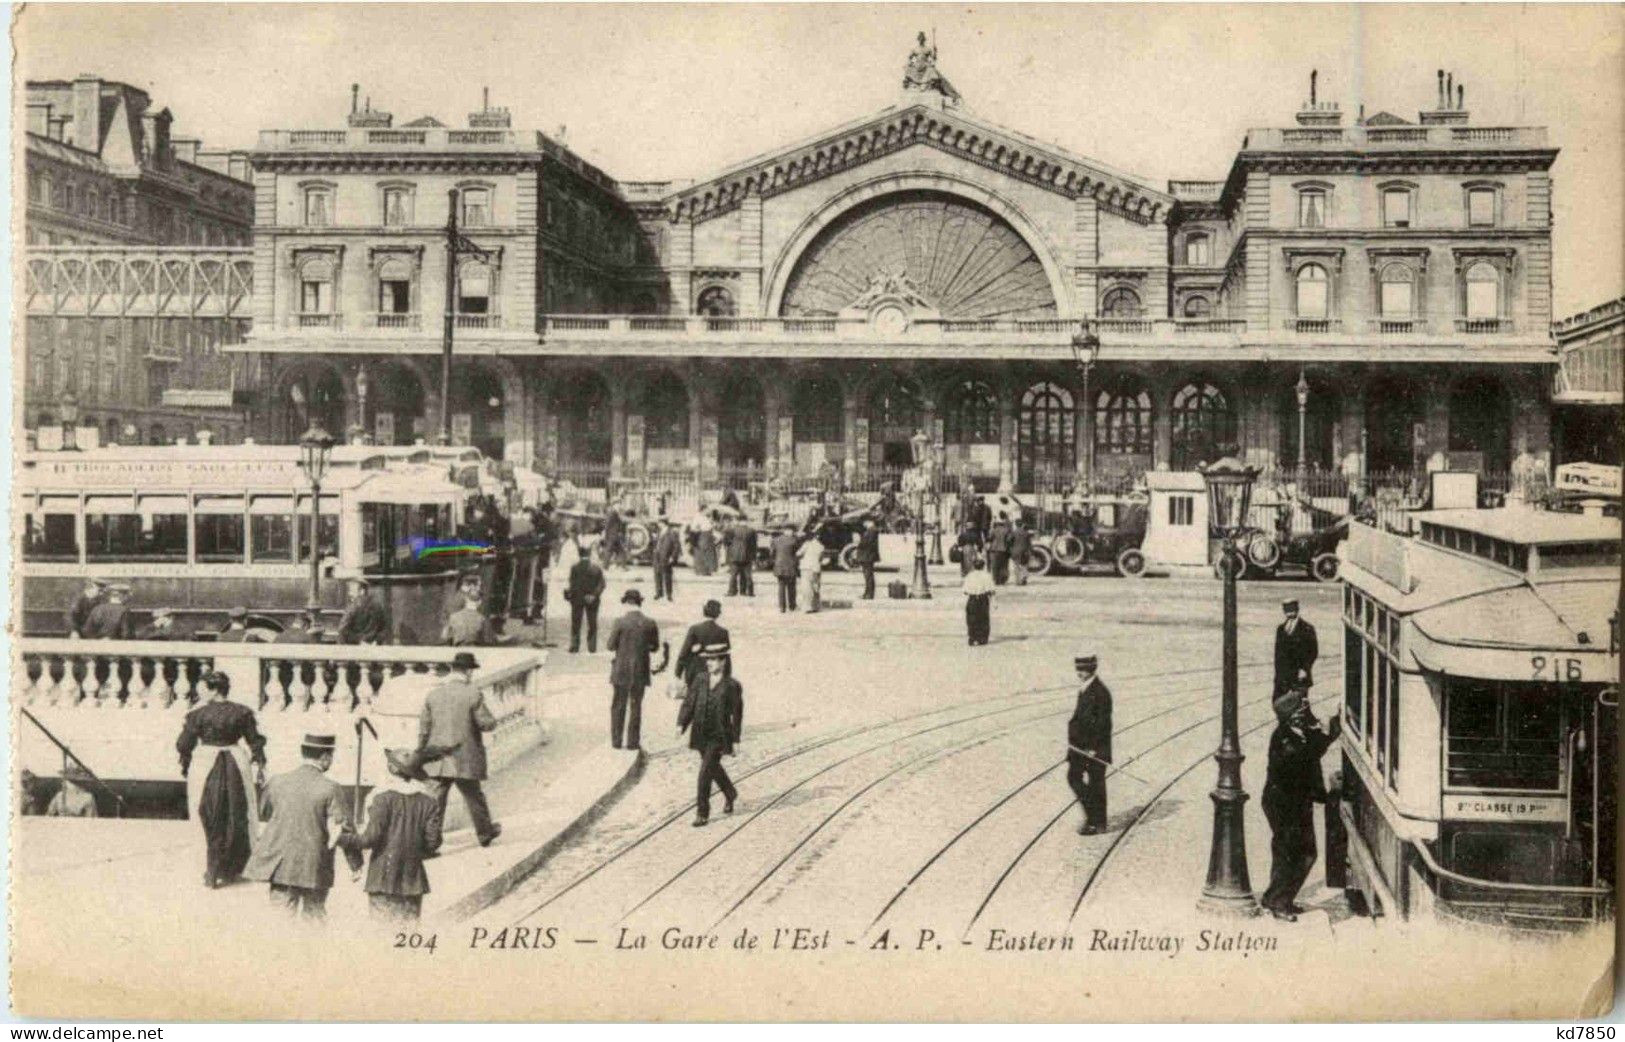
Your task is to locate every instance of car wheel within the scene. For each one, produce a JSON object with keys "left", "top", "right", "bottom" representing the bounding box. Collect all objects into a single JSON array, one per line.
[
  {"left": 1116, "top": 547, "right": 1147, "bottom": 578},
  {"left": 1214, "top": 552, "right": 1248, "bottom": 581},
  {"left": 1051, "top": 532, "right": 1086, "bottom": 568},
  {"left": 1311, "top": 552, "right": 1340, "bottom": 583},
  {"left": 1027, "top": 544, "right": 1055, "bottom": 577},
  {"left": 1246, "top": 532, "right": 1281, "bottom": 571},
  {"left": 838, "top": 544, "right": 861, "bottom": 572},
  {"left": 626, "top": 524, "right": 652, "bottom": 554}
]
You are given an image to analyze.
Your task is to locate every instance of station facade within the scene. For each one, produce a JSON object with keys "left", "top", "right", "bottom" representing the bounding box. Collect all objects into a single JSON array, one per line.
[{"left": 241, "top": 61, "right": 1562, "bottom": 492}]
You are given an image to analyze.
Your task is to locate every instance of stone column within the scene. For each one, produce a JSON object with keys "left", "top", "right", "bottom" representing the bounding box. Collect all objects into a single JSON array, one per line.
[
  {"left": 669, "top": 219, "right": 694, "bottom": 315},
  {"left": 1073, "top": 196, "right": 1100, "bottom": 318},
  {"left": 998, "top": 385, "right": 1018, "bottom": 490},
  {"left": 739, "top": 190, "right": 763, "bottom": 316},
  {"left": 609, "top": 383, "right": 627, "bottom": 478},
  {"left": 1339, "top": 374, "right": 1365, "bottom": 481},
  {"left": 1422, "top": 371, "right": 1450, "bottom": 472},
  {"left": 1150, "top": 372, "right": 1174, "bottom": 471}
]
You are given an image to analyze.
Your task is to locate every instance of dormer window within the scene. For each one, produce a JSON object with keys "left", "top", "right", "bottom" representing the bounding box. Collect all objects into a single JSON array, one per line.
[
  {"left": 1184, "top": 233, "right": 1211, "bottom": 266},
  {"left": 1382, "top": 187, "right": 1412, "bottom": 229},
  {"left": 460, "top": 187, "right": 490, "bottom": 228},
  {"left": 1297, "top": 187, "right": 1327, "bottom": 228},
  {"left": 303, "top": 187, "right": 333, "bottom": 226}
]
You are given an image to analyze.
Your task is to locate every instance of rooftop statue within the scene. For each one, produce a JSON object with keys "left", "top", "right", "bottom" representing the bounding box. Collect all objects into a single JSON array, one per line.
[{"left": 903, "top": 31, "right": 962, "bottom": 106}]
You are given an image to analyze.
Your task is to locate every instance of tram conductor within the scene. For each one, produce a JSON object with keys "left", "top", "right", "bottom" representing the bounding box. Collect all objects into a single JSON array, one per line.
[
  {"left": 1067, "top": 654, "right": 1113, "bottom": 835},
  {"left": 1273, "top": 598, "right": 1318, "bottom": 697},
  {"left": 1261, "top": 687, "right": 1339, "bottom": 921}
]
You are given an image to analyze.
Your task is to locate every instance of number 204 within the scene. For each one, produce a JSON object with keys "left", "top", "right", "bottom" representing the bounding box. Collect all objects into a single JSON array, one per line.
[
  {"left": 394, "top": 932, "right": 438, "bottom": 952},
  {"left": 1531, "top": 655, "right": 1583, "bottom": 682}
]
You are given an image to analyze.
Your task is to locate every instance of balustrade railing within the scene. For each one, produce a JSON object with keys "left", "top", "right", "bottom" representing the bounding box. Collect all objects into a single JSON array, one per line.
[
  {"left": 455, "top": 313, "right": 500, "bottom": 329},
  {"left": 1456, "top": 317, "right": 1512, "bottom": 334},
  {"left": 370, "top": 312, "right": 422, "bottom": 330},
  {"left": 295, "top": 312, "right": 341, "bottom": 329}
]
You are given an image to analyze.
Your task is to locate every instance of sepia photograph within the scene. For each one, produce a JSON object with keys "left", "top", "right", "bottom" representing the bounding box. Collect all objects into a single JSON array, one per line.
[{"left": 7, "top": 1, "right": 1623, "bottom": 1023}]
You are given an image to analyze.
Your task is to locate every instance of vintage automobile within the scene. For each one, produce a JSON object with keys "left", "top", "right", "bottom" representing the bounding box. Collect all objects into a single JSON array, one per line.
[{"left": 1039, "top": 492, "right": 1153, "bottom": 577}]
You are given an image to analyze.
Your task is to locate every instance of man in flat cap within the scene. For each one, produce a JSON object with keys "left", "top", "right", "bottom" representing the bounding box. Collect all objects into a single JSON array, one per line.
[
  {"left": 1273, "top": 598, "right": 1318, "bottom": 698},
  {"left": 1261, "top": 687, "right": 1339, "bottom": 921},
  {"left": 81, "top": 584, "right": 133, "bottom": 640},
  {"left": 606, "top": 589, "right": 661, "bottom": 750},
  {"left": 419, "top": 651, "right": 501, "bottom": 847},
  {"left": 65, "top": 577, "right": 108, "bottom": 639},
  {"left": 339, "top": 745, "right": 450, "bottom": 921},
  {"left": 244, "top": 732, "right": 362, "bottom": 920},
  {"left": 1067, "top": 654, "right": 1113, "bottom": 835},
  {"left": 338, "top": 578, "right": 393, "bottom": 646},
  {"left": 678, "top": 641, "right": 744, "bottom": 827}
]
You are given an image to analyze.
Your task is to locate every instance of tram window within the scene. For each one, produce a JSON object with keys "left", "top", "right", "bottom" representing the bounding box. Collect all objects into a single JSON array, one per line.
[
  {"left": 1344, "top": 628, "right": 1363, "bottom": 737},
  {"left": 1388, "top": 614, "right": 1401, "bottom": 652},
  {"left": 361, "top": 504, "right": 380, "bottom": 555},
  {"left": 1362, "top": 598, "right": 1374, "bottom": 637},
  {"left": 1168, "top": 496, "right": 1194, "bottom": 526},
  {"left": 297, "top": 514, "right": 340, "bottom": 563},
  {"left": 24, "top": 512, "right": 79, "bottom": 561},
  {"left": 1540, "top": 542, "right": 1619, "bottom": 570},
  {"left": 1375, "top": 657, "right": 1388, "bottom": 773},
  {"left": 251, "top": 515, "right": 294, "bottom": 563},
  {"left": 1387, "top": 661, "right": 1401, "bottom": 779},
  {"left": 1446, "top": 681, "right": 1562, "bottom": 791},
  {"left": 195, "top": 514, "right": 246, "bottom": 563},
  {"left": 86, "top": 510, "right": 187, "bottom": 562},
  {"left": 1363, "top": 644, "right": 1377, "bottom": 749}
]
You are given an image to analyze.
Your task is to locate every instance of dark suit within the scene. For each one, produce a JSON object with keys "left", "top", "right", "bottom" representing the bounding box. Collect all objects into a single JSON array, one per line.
[
  {"left": 986, "top": 523, "right": 1013, "bottom": 585},
  {"left": 854, "top": 528, "right": 880, "bottom": 599},
  {"left": 66, "top": 592, "right": 104, "bottom": 637},
  {"left": 444, "top": 606, "right": 496, "bottom": 646},
  {"left": 82, "top": 602, "right": 131, "bottom": 640},
  {"left": 419, "top": 675, "right": 499, "bottom": 844},
  {"left": 679, "top": 672, "right": 745, "bottom": 819},
  {"left": 1273, "top": 618, "right": 1319, "bottom": 696},
  {"left": 1067, "top": 676, "right": 1114, "bottom": 830},
  {"left": 725, "top": 523, "right": 756, "bottom": 597},
  {"left": 339, "top": 787, "right": 444, "bottom": 921},
  {"left": 675, "top": 619, "right": 730, "bottom": 684},
  {"left": 1262, "top": 720, "right": 1336, "bottom": 911},
  {"left": 338, "top": 595, "right": 392, "bottom": 645},
  {"left": 244, "top": 763, "right": 360, "bottom": 918},
  {"left": 771, "top": 532, "right": 799, "bottom": 612},
  {"left": 606, "top": 608, "right": 660, "bottom": 749},
  {"left": 566, "top": 557, "right": 606, "bottom": 652},
  {"left": 651, "top": 527, "right": 683, "bottom": 601}
]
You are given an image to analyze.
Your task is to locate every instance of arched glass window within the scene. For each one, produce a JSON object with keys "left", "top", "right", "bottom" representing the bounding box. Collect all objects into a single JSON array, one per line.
[
  {"left": 1379, "top": 264, "right": 1414, "bottom": 318},
  {"left": 792, "top": 376, "right": 843, "bottom": 444},
  {"left": 1182, "top": 296, "right": 1213, "bottom": 319},
  {"left": 1170, "top": 382, "right": 1235, "bottom": 470},
  {"left": 642, "top": 373, "right": 690, "bottom": 450},
  {"left": 1017, "top": 382, "right": 1075, "bottom": 491},
  {"left": 1101, "top": 287, "right": 1142, "bottom": 319},
  {"left": 298, "top": 258, "right": 334, "bottom": 315},
  {"left": 944, "top": 380, "right": 999, "bottom": 444},
  {"left": 1095, "top": 387, "right": 1153, "bottom": 456},
  {"left": 717, "top": 376, "right": 766, "bottom": 467},
  {"left": 1465, "top": 262, "right": 1500, "bottom": 319},
  {"left": 1295, "top": 264, "right": 1329, "bottom": 319},
  {"left": 696, "top": 286, "right": 735, "bottom": 317},
  {"left": 377, "top": 258, "right": 413, "bottom": 317},
  {"left": 1184, "top": 233, "right": 1211, "bottom": 266}
]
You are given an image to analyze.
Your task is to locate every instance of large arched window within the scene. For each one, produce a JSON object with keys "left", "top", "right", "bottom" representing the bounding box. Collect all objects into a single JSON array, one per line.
[
  {"left": 1095, "top": 386, "right": 1153, "bottom": 456},
  {"left": 869, "top": 376, "right": 923, "bottom": 439},
  {"left": 792, "top": 376, "right": 843, "bottom": 444},
  {"left": 1170, "top": 382, "right": 1235, "bottom": 470},
  {"left": 696, "top": 286, "right": 735, "bottom": 317},
  {"left": 1379, "top": 263, "right": 1415, "bottom": 318},
  {"left": 1182, "top": 295, "right": 1213, "bottom": 319},
  {"left": 1017, "top": 382, "right": 1075, "bottom": 491},
  {"left": 1101, "top": 287, "right": 1142, "bottom": 319},
  {"left": 944, "top": 380, "right": 999, "bottom": 444},
  {"left": 642, "top": 373, "right": 690, "bottom": 450},
  {"left": 1295, "top": 264, "right": 1329, "bottom": 319},
  {"left": 1464, "top": 261, "right": 1500, "bottom": 319}
]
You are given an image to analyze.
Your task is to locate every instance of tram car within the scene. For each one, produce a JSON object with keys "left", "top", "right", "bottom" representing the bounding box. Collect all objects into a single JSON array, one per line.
[{"left": 1336, "top": 505, "right": 1618, "bottom": 928}]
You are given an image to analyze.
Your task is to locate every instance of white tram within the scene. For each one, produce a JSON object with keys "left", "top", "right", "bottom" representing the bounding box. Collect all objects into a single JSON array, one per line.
[{"left": 1337, "top": 505, "right": 1619, "bottom": 927}]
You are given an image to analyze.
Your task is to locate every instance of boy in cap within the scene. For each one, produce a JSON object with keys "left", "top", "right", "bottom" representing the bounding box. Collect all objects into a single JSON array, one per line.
[
  {"left": 65, "top": 578, "right": 108, "bottom": 639},
  {"left": 340, "top": 746, "right": 451, "bottom": 921},
  {"left": 244, "top": 733, "right": 362, "bottom": 920},
  {"left": 678, "top": 642, "right": 744, "bottom": 827},
  {"left": 1273, "top": 598, "right": 1319, "bottom": 698},
  {"left": 1067, "top": 654, "right": 1113, "bottom": 835},
  {"left": 1261, "top": 687, "right": 1339, "bottom": 921}
]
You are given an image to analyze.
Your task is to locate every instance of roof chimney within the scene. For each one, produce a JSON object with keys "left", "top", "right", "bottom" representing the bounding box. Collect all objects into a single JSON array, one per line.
[
  {"left": 347, "top": 88, "right": 393, "bottom": 128},
  {"left": 1437, "top": 69, "right": 1445, "bottom": 108},
  {"left": 351, "top": 83, "right": 359, "bottom": 114},
  {"left": 1310, "top": 69, "right": 1317, "bottom": 106},
  {"left": 72, "top": 74, "right": 102, "bottom": 153},
  {"left": 1294, "top": 69, "right": 1342, "bottom": 126},
  {"left": 1421, "top": 69, "right": 1469, "bottom": 125},
  {"left": 468, "top": 86, "right": 511, "bottom": 129}
]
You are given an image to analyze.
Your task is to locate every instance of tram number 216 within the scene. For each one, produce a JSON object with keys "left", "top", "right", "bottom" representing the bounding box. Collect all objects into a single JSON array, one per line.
[{"left": 1531, "top": 655, "right": 1584, "bottom": 682}]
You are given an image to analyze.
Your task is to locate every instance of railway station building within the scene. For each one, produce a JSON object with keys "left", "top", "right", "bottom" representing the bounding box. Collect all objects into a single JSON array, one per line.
[{"left": 239, "top": 57, "right": 1562, "bottom": 494}]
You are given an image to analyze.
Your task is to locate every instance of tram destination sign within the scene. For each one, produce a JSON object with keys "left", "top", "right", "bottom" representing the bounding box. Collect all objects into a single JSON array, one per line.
[{"left": 1444, "top": 794, "right": 1567, "bottom": 823}]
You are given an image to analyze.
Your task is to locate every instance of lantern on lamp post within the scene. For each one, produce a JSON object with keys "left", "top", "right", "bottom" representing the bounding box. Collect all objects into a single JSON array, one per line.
[
  {"left": 298, "top": 424, "right": 337, "bottom": 613},
  {"left": 930, "top": 439, "right": 946, "bottom": 565},
  {"left": 1070, "top": 322, "right": 1102, "bottom": 494},
  {"left": 909, "top": 429, "right": 932, "bottom": 600},
  {"left": 1197, "top": 451, "right": 1261, "bottom": 916},
  {"left": 356, "top": 365, "right": 370, "bottom": 439},
  {"left": 1294, "top": 369, "right": 1310, "bottom": 472}
]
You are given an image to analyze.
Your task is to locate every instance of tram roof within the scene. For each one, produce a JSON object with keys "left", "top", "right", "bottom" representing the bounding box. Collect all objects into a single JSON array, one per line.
[
  {"left": 1412, "top": 577, "right": 1618, "bottom": 654},
  {"left": 1411, "top": 507, "right": 1620, "bottom": 546}
]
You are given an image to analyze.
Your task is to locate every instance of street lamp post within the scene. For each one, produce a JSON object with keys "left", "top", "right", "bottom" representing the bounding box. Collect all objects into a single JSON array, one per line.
[
  {"left": 356, "top": 365, "right": 370, "bottom": 441},
  {"left": 1070, "top": 322, "right": 1102, "bottom": 495},
  {"left": 298, "top": 424, "right": 337, "bottom": 613},
  {"left": 1294, "top": 369, "right": 1310, "bottom": 473},
  {"left": 908, "top": 429, "right": 932, "bottom": 600},
  {"left": 1197, "top": 453, "right": 1261, "bottom": 916},
  {"left": 930, "top": 441, "right": 946, "bottom": 565},
  {"left": 59, "top": 393, "right": 80, "bottom": 451}
]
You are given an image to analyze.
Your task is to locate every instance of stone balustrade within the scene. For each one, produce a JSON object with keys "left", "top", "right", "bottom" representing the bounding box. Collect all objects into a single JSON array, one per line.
[{"left": 15, "top": 639, "right": 548, "bottom": 785}]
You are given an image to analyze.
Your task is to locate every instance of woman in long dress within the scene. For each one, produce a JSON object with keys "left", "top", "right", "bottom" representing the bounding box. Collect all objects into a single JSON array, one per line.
[
  {"left": 176, "top": 671, "right": 267, "bottom": 888},
  {"left": 692, "top": 514, "right": 720, "bottom": 576}
]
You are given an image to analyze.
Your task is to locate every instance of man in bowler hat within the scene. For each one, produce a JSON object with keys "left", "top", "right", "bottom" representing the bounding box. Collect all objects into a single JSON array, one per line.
[
  {"left": 418, "top": 652, "right": 502, "bottom": 847},
  {"left": 675, "top": 600, "right": 730, "bottom": 685},
  {"left": 1067, "top": 654, "right": 1113, "bottom": 835},
  {"left": 678, "top": 642, "right": 744, "bottom": 827},
  {"left": 244, "top": 732, "right": 362, "bottom": 919},
  {"left": 651, "top": 518, "right": 683, "bottom": 602},
  {"left": 1261, "top": 687, "right": 1339, "bottom": 921},
  {"left": 1274, "top": 598, "right": 1319, "bottom": 697},
  {"left": 606, "top": 589, "right": 661, "bottom": 749},
  {"left": 566, "top": 549, "right": 607, "bottom": 653}
]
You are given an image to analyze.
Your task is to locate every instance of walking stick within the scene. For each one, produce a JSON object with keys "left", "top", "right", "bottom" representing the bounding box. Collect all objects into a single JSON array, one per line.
[{"left": 353, "top": 717, "right": 379, "bottom": 824}]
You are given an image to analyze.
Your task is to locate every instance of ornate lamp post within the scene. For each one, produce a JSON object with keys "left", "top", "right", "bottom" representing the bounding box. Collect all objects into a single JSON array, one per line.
[
  {"left": 58, "top": 392, "right": 79, "bottom": 451},
  {"left": 1070, "top": 321, "right": 1102, "bottom": 495},
  {"left": 1197, "top": 452, "right": 1261, "bottom": 916},
  {"left": 1294, "top": 369, "right": 1310, "bottom": 472},
  {"left": 930, "top": 440, "right": 946, "bottom": 565},
  {"left": 298, "top": 424, "right": 337, "bottom": 613},
  {"left": 908, "top": 429, "right": 932, "bottom": 600},
  {"left": 356, "top": 365, "right": 370, "bottom": 441}
]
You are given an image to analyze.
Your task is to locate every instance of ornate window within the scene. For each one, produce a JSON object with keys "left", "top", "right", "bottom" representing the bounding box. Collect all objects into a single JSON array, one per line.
[
  {"left": 302, "top": 186, "right": 333, "bottom": 226},
  {"left": 1182, "top": 295, "right": 1213, "bottom": 319},
  {"left": 1465, "top": 184, "right": 1500, "bottom": 228},
  {"left": 1170, "top": 382, "right": 1235, "bottom": 470},
  {"left": 1381, "top": 187, "right": 1413, "bottom": 229},
  {"left": 1095, "top": 387, "right": 1152, "bottom": 456},
  {"left": 1379, "top": 263, "right": 1415, "bottom": 318},
  {"left": 381, "top": 184, "right": 414, "bottom": 227},
  {"left": 1184, "top": 233, "right": 1212, "bottom": 266},
  {"left": 1101, "top": 287, "right": 1142, "bottom": 319},
  {"left": 1017, "top": 382, "right": 1075, "bottom": 490},
  {"left": 1464, "top": 261, "right": 1500, "bottom": 318},
  {"left": 1297, "top": 186, "right": 1328, "bottom": 228},
  {"left": 296, "top": 255, "right": 337, "bottom": 316},
  {"left": 792, "top": 376, "right": 844, "bottom": 444},
  {"left": 459, "top": 187, "right": 491, "bottom": 227},
  {"left": 944, "top": 380, "right": 999, "bottom": 444},
  {"left": 869, "top": 375, "right": 923, "bottom": 439},
  {"left": 696, "top": 286, "right": 735, "bottom": 317},
  {"left": 458, "top": 260, "right": 493, "bottom": 315},
  {"left": 1295, "top": 264, "right": 1329, "bottom": 319},
  {"left": 376, "top": 257, "right": 414, "bottom": 316}
]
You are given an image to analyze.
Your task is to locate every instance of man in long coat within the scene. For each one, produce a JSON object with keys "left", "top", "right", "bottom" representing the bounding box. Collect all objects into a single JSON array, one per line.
[
  {"left": 244, "top": 733, "right": 361, "bottom": 919},
  {"left": 419, "top": 652, "right": 501, "bottom": 847},
  {"left": 566, "top": 551, "right": 607, "bottom": 653},
  {"left": 1273, "top": 598, "right": 1319, "bottom": 697},
  {"left": 65, "top": 578, "right": 107, "bottom": 639},
  {"left": 725, "top": 519, "right": 756, "bottom": 598},
  {"left": 605, "top": 589, "right": 661, "bottom": 750},
  {"left": 770, "top": 529, "right": 799, "bottom": 613},
  {"left": 81, "top": 584, "right": 133, "bottom": 639},
  {"left": 678, "top": 641, "right": 744, "bottom": 827},
  {"left": 1067, "top": 654, "right": 1113, "bottom": 835},
  {"left": 986, "top": 520, "right": 1013, "bottom": 586},
  {"left": 1261, "top": 688, "right": 1340, "bottom": 920},
  {"left": 853, "top": 519, "right": 881, "bottom": 600},
  {"left": 337, "top": 579, "right": 392, "bottom": 645},
  {"left": 651, "top": 519, "right": 683, "bottom": 602},
  {"left": 675, "top": 599, "right": 730, "bottom": 684}
]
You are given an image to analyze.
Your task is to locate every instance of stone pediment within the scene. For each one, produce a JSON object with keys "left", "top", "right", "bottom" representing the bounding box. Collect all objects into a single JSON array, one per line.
[{"left": 665, "top": 104, "right": 1171, "bottom": 225}]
